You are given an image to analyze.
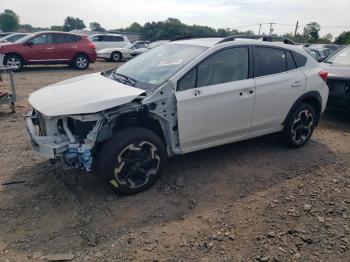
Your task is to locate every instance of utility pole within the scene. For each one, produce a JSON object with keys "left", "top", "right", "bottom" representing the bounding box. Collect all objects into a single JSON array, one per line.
[
  {"left": 258, "top": 23, "right": 262, "bottom": 35},
  {"left": 294, "top": 21, "right": 299, "bottom": 38},
  {"left": 269, "top": 23, "right": 275, "bottom": 36}
]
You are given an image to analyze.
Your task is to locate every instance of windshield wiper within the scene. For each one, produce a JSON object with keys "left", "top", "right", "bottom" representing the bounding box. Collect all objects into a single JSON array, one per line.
[
  {"left": 113, "top": 72, "right": 137, "bottom": 86},
  {"left": 324, "top": 60, "right": 333, "bottom": 64}
]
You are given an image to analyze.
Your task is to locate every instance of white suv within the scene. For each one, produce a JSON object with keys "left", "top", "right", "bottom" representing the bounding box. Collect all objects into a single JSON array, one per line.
[
  {"left": 25, "top": 37, "right": 329, "bottom": 195},
  {"left": 88, "top": 33, "right": 130, "bottom": 51}
]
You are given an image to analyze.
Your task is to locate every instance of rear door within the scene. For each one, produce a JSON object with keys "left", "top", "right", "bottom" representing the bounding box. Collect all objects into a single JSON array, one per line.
[
  {"left": 175, "top": 46, "right": 256, "bottom": 152},
  {"left": 51, "top": 34, "right": 81, "bottom": 61},
  {"left": 251, "top": 46, "right": 306, "bottom": 133}
]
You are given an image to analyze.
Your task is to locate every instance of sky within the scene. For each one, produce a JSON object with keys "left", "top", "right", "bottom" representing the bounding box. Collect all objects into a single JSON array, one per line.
[{"left": 1, "top": 0, "right": 350, "bottom": 38}]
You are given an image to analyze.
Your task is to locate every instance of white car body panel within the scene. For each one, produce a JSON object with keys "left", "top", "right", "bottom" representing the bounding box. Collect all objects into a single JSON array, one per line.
[
  {"left": 251, "top": 69, "right": 306, "bottom": 132},
  {"left": 176, "top": 79, "right": 255, "bottom": 152},
  {"left": 97, "top": 47, "right": 132, "bottom": 60},
  {"left": 28, "top": 73, "right": 144, "bottom": 117},
  {"left": 89, "top": 34, "right": 130, "bottom": 51}
]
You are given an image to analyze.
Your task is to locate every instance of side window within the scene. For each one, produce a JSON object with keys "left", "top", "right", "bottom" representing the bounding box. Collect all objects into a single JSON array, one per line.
[
  {"left": 31, "top": 34, "right": 52, "bottom": 45},
  {"left": 52, "top": 34, "right": 68, "bottom": 44},
  {"left": 293, "top": 52, "right": 307, "bottom": 68},
  {"left": 286, "top": 50, "right": 297, "bottom": 70},
  {"left": 105, "top": 35, "right": 124, "bottom": 42},
  {"left": 177, "top": 47, "right": 249, "bottom": 91},
  {"left": 254, "top": 47, "right": 286, "bottom": 77},
  {"left": 178, "top": 68, "right": 196, "bottom": 91},
  {"left": 197, "top": 47, "right": 249, "bottom": 87},
  {"left": 92, "top": 35, "right": 104, "bottom": 42}
]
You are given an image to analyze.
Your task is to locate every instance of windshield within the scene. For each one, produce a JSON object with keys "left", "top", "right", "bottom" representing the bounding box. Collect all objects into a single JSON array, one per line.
[
  {"left": 114, "top": 43, "right": 207, "bottom": 87},
  {"left": 15, "top": 33, "right": 35, "bottom": 43},
  {"left": 326, "top": 47, "right": 350, "bottom": 66}
]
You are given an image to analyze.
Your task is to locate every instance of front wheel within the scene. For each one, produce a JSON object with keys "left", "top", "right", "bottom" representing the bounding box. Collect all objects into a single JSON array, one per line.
[
  {"left": 98, "top": 127, "right": 166, "bottom": 195},
  {"left": 73, "top": 54, "right": 90, "bottom": 70},
  {"left": 282, "top": 103, "right": 316, "bottom": 148},
  {"left": 4, "top": 54, "right": 24, "bottom": 72}
]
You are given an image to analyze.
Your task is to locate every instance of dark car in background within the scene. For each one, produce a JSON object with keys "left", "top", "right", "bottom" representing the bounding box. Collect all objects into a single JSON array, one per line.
[
  {"left": 322, "top": 46, "right": 350, "bottom": 108},
  {"left": 0, "top": 31, "right": 97, "bottom": 71}
]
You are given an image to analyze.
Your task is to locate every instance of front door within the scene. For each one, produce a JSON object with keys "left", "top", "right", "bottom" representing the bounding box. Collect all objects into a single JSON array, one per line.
[
  {"left": 175, "top": 46, "right": 255, "bottom": 152},
  {"left": 23, "top": 33, "right": 55, "bottom": 62}
]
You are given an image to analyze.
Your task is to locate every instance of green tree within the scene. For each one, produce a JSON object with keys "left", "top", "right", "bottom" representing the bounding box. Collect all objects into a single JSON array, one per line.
[
  {"left": 334, "top": 31, "right": 350, "bottom": 45},
  {"left": 126, "top": 22, "right": 143, "bottom": 33},
  {"left": 303, "top": 22, "right": 321, "bottom": 43},
  {"left": 63, "top": 16, "right": 86, "bottom": 31},
  {"left": 90, "top": 22, "right": 105, "bottom": 32},
  {"left": 319, "top": 33, "right": 333, "bottom": 44},
  {"left": 50, "top": 25, "right": 64, "bottom": 31},
  {"left": 0, "top": 9, "right": 19, "bottom": 32}
]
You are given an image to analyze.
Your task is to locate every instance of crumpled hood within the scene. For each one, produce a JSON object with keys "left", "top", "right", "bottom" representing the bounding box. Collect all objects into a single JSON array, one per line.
[
  {"left": 28, "top": 73, "right": 145, "bottom": 117},
  {"left": 321, "top": 63, "right": 350, "bottom": 80}
]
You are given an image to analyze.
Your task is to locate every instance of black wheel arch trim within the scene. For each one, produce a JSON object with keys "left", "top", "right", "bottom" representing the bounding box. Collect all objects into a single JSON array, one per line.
[{"left": 283, "top": 91, "right": 322, "bottom": 126}]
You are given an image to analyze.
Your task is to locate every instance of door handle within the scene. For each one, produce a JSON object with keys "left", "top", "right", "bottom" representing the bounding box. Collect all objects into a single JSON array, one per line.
[
  {"left": 71, "top": 45, "right": 78, "bottom": 48},
  {"left": 193, "top": 89, "right": 201, "bottom": 96},
  {"left": 46, "top": 47, "right": 55, "bottom": 50},
  {"left": 239, "top": 89, "right": 254, "bottom": 96},
  {"left": 291, "top": 81, "right": 302, "bottom": 88}
]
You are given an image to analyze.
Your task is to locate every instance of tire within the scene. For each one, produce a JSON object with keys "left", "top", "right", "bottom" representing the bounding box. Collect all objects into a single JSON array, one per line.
[
  {"left": 4, "top": 54, "right": 24, "bottom": 72},
  {"left": 282, "top": 103, "right": 316, "bottom": 148},
  {"left": 98, "top": 127, "right": 166, "bottom": 195},
  {"left": 110, "top": 51, "right": 122, "bottom": 62},
  {"left": 73, "top": 54, "right": 90, "bottom": 70}
]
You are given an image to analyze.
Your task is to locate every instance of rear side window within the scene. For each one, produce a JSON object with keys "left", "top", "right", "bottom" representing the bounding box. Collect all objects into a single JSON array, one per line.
[
  {"left": 293, "top": 52, "right": 307, "bottom": 67},
  {"left": 286, "top": 51, "right": 297, "bottom": 70},
  {"left": 52, "top": 34, "right": 81, "bottom": 44},
  {"left": 254, "top": 47, "right": 286, "bottom": 77},
  {"left": 105, "top": 35, "right": 124, "bottom": 42}
]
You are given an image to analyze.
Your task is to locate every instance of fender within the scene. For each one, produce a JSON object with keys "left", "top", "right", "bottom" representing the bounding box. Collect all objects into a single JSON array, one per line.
[{"left": 283, "top": 91, "right": 322, "bottom": 126}]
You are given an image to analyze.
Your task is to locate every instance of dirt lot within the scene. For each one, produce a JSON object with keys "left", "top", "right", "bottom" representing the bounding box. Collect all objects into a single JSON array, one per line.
[{"left": 0, "top": 61, "right": 349, "bottom": 262}]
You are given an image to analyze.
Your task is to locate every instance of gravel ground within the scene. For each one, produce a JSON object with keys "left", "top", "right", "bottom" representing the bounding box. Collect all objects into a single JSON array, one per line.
[{"left": 0, "top": 61, "right": 349, "bottom": 262}]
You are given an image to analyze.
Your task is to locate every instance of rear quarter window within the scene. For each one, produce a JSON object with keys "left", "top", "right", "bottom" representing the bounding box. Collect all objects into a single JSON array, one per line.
[{"left": 293, "top": 52, "right": 307, "bottom": 67}]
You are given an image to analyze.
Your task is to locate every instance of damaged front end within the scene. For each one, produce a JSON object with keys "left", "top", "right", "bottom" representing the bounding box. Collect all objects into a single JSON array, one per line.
[{"left": 25, "top": 109, "right": 106, "bottom": 171}]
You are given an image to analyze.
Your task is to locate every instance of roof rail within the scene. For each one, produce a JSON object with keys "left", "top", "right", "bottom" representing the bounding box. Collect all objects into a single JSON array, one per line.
[
  {"left": 217, "top": 35, "right": 295, "bottom": 45},
  {"left": 170, "top": 35, "right": 220, "bottom": 42}
]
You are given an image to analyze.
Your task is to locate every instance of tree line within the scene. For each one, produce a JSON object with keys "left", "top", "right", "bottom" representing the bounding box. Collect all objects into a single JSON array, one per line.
[{"left": 1, "top": 9, "right": 350, "bottom": 45}]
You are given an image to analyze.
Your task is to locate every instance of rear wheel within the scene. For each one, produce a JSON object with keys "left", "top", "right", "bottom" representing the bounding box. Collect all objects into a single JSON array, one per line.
[
  {"left": 110, "top": 51, "right": 122, "bottom": 62},
  {"left": 98, "top": 127, "right": 166, "bottom": 195},
  {"left": 4, "top": 54, "right": 24, "bottom": 72},
  {"left": 73, "top": 54, "right": 89, "bottom": 70},
  {"left": 282, "top": 103, "right": 316, "bottom": 148}
]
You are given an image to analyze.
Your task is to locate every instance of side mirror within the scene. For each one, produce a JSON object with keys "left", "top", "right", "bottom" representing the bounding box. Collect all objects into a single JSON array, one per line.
[{"left": 24, "top": 41, "right": 33, "bottom": 47}]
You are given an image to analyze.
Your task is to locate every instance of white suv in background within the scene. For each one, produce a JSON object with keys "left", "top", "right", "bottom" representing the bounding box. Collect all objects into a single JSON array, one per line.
[
  {"left": 88, "top": 33, "right": 130, "bottom": 51},
  {"left": 25, "top": 37, "right": 329, "bottom": 195}
]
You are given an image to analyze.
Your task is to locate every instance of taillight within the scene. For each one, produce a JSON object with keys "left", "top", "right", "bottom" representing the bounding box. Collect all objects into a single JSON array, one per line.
[
  {"left": 319, "top": 71, "right": 328, "bottom": 82},
  {"left": 88, "top": 42, "right": 96, "bottom": 49}
]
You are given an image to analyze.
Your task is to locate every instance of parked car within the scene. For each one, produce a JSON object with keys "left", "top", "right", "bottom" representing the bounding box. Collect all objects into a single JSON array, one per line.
[
  {"left": 88, "top": 33, "right": 130, "bottom": 51},
  {"left": 322, "top": 46, "right": 350, "bottom": 108},
  {"left": 0, "top": 32, "right": 15, "bottom": 38},
  {"left": 131, "top": 40, "right": 169, "bottom": 57},
  {"left": 0, "top": 33, "right": 29, "bottom": 43},
  {"left": 25, "top": 37, "right": 328, "bottom": 195},
  {"left": 97, "top": 41, "right": 150, "bottom": 62},
  {"left": 306, "top": 47, "right": 333, "bottom": 62},
  {"left": 0, "top": 31, "right": 97, "bottom": 71}
]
